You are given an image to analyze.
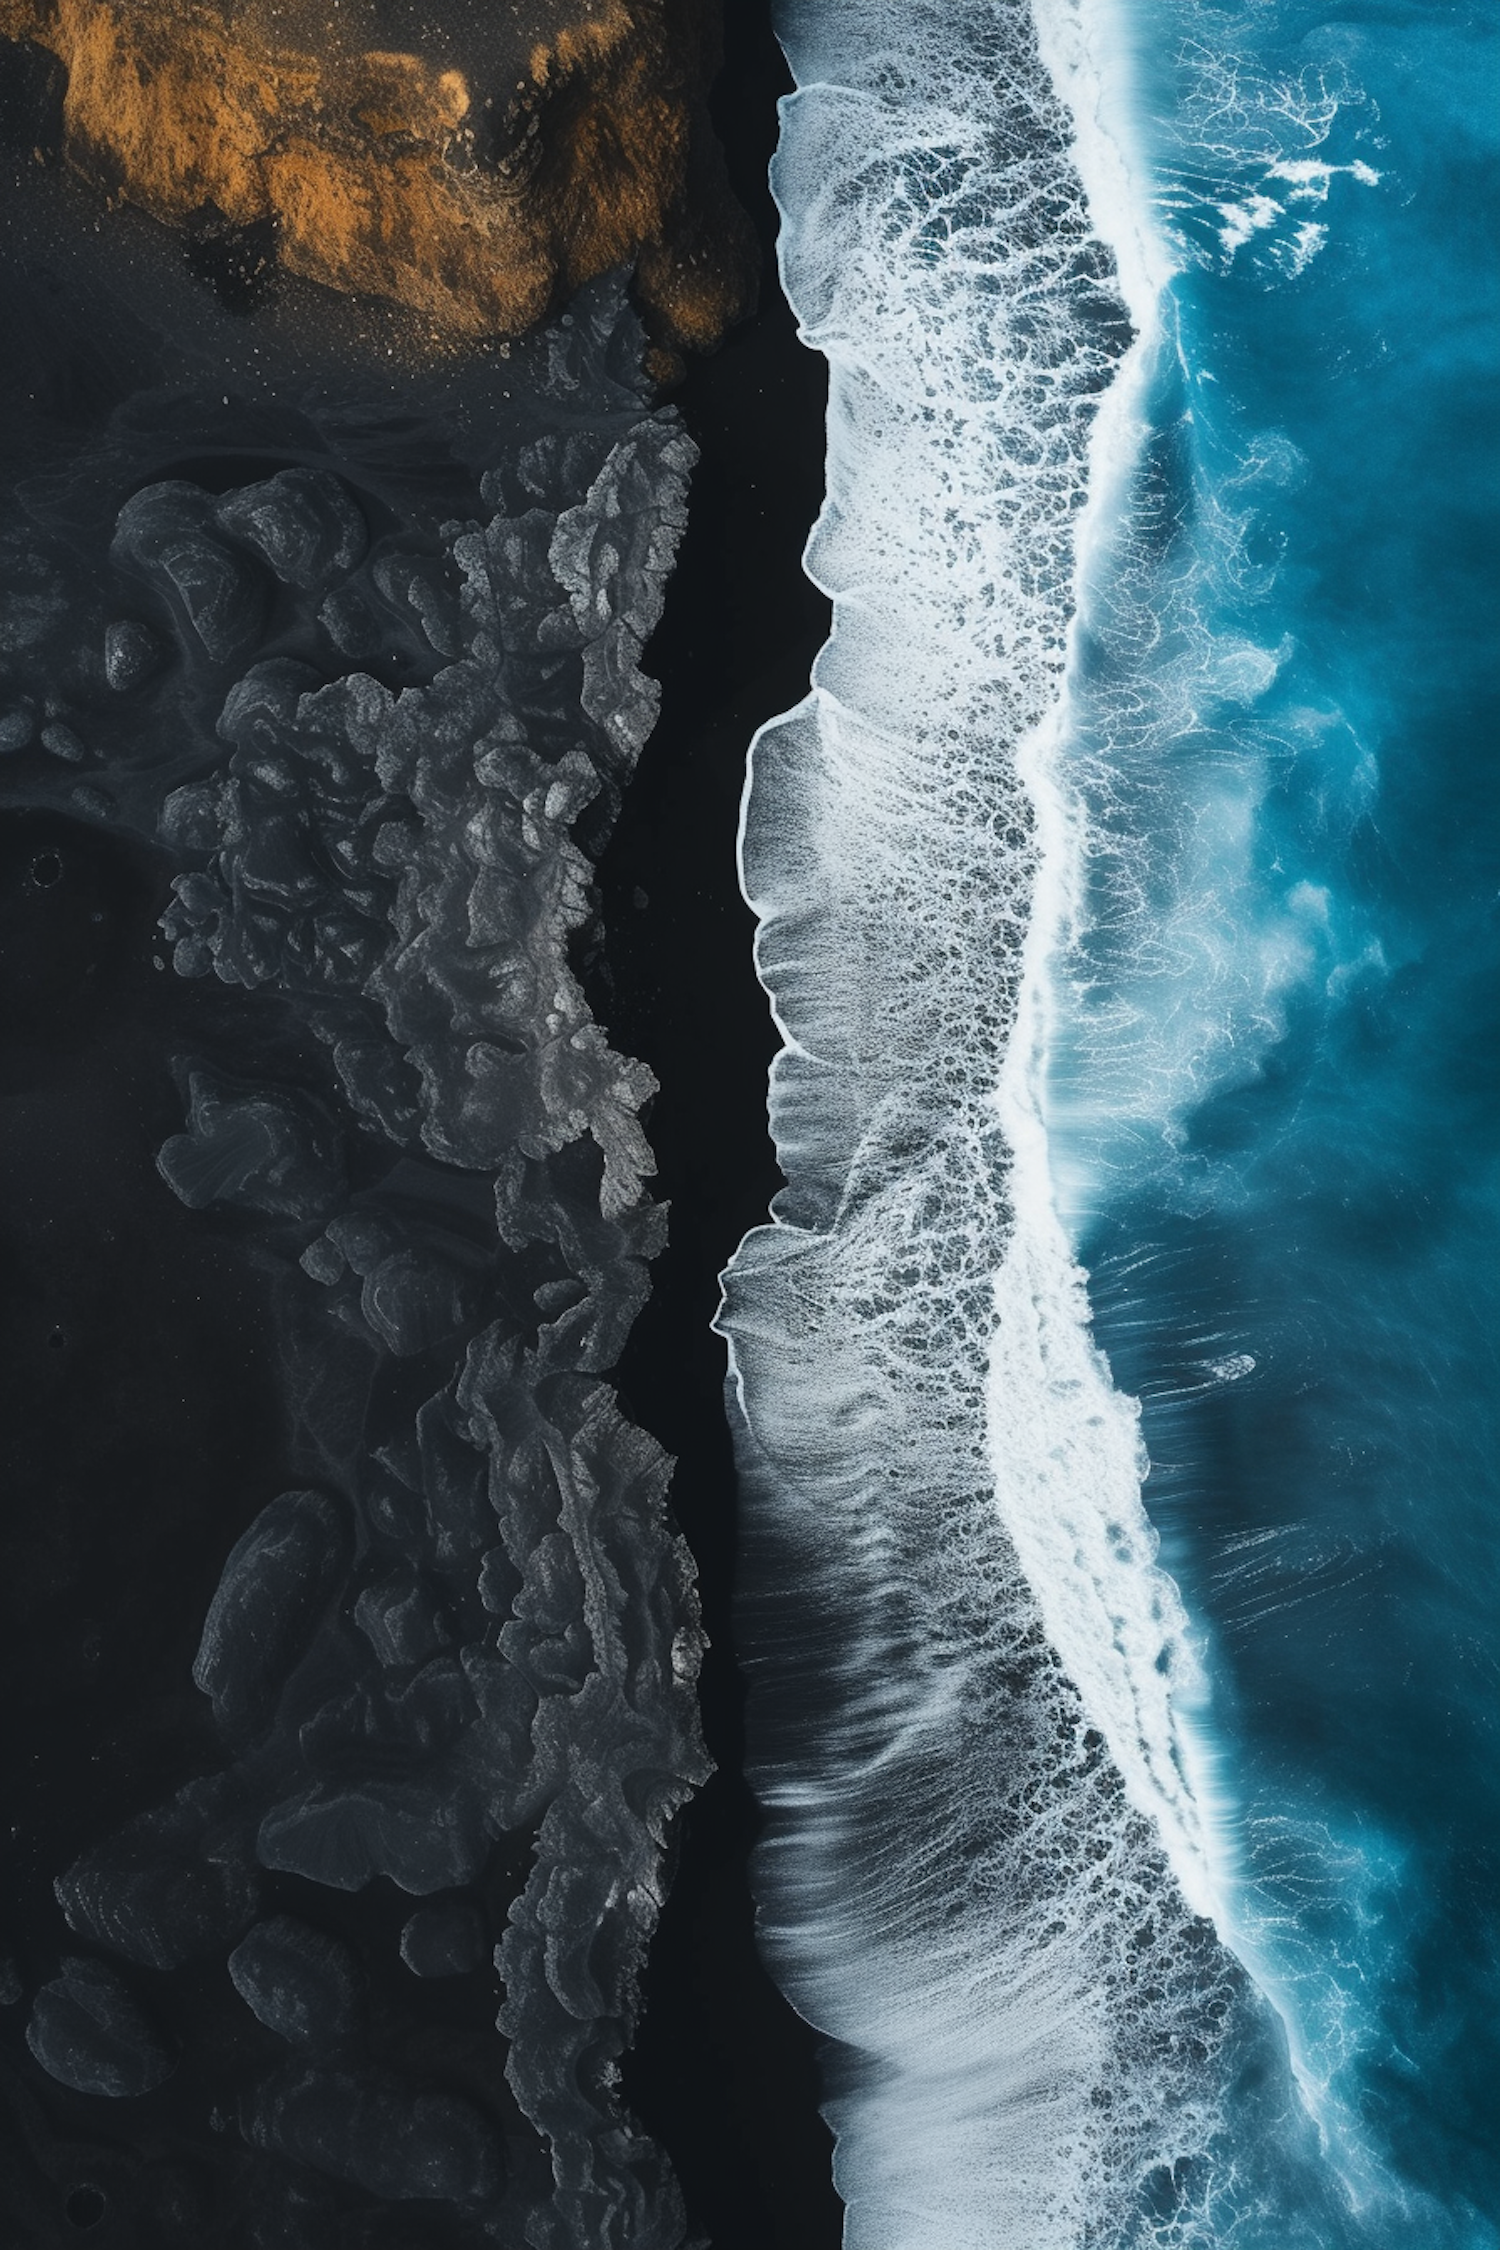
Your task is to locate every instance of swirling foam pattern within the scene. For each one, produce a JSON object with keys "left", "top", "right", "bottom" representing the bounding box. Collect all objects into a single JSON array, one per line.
[{"left": 717, "top": 1, "right": 1403, "bottom": 2243}]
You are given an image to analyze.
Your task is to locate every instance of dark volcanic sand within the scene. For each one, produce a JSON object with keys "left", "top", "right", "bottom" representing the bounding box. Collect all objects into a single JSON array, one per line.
[{"left": 595, "top": 6, "right": 844, "bottom": 2245}]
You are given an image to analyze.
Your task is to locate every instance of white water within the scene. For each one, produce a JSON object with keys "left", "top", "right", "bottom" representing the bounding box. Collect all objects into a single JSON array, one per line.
[
  {"left": 717, "top": 0, "right": 1341, "bottom": 2242},
  {"left": 988, "top": 0, "right": 1229, "bottom": 1928}
]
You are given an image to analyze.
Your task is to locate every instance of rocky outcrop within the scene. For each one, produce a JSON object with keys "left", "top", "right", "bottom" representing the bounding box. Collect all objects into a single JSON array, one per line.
[
  {"left": 1, "top": 276, "right": 711, "bottom": 2247},
  {"left": 0, "top": 0, "right": 756, "bottom": 365}
]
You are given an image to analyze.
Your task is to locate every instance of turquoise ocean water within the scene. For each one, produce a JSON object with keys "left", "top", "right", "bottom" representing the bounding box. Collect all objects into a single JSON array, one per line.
[{"left": 1052, "top": 0, "right": 1499, "bottom": 2234}]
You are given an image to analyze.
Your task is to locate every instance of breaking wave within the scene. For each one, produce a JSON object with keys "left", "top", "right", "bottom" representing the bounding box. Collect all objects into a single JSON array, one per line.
[
  {"left": 714, "top": 1, "right": 1376, "bottom": 2242},
  {"left": 722, "top": 0, "right": 1498, "bottom": 2239}
]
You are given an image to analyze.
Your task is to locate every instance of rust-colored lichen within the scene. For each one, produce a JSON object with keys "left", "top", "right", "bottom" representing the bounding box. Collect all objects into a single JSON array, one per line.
[{"left": 0, "top": 0, "right": 755, "bottom": 354}]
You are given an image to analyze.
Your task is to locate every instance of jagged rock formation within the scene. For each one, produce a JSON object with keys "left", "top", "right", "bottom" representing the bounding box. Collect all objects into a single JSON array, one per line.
[
  {"left": 0, "top": 0, "right": 755, "bottom": 365},
  {"left": 0, "top": 273, "right": 710, "bottom": 2247}
]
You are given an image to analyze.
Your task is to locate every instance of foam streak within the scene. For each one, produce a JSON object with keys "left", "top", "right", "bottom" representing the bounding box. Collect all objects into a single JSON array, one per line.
[{"left": 713, "top": 2, "right": 1317, "bottom": 2241}]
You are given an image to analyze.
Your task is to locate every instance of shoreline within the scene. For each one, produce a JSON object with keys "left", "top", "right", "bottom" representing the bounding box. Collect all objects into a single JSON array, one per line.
[{"left": 593, "top": 4, "right": 843, "bottom": 2243}]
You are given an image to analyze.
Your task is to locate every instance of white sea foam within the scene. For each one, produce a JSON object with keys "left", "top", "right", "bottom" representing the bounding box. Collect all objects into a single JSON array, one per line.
[
  {"left": 717, "top": 0, "right": 1473, "bottom": 2234},
  {"left": 1151, "top": 40, "right": 1382, "bottom": 277},
  {"left": 988, "top": 0, "right": 1237, "bottom": 1925},
  {"left": 714, "top": 1, "right": 1332, "bottom": 2243}
]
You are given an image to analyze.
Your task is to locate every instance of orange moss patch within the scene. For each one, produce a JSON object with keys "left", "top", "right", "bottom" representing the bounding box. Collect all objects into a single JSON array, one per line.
[{"left": 0, "top": 0, "right": 755, "bottom": 351}]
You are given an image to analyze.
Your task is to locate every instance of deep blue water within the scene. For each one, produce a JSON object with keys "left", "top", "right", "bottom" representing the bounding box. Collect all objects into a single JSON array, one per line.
[{"left": 1055, "top": 0, "right": 1499, "bottom": 2234}]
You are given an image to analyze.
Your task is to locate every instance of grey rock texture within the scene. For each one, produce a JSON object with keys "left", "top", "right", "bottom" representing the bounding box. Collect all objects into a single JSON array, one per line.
[
  {"left": 401, "top": 1898, "right": 488, "bottom": 1978},
  {"left": 2, "top": 277, "right": 709, "bottom": 2247},
  {"left": 242, "top": 2063, "right": 506, "bottom": 2204},
  {"left": 55, "top": 1788, "right": 262, "bottom": 1972},
  {"left": 156, "top": 1068, "right": 343, "bottom": 1220},
  {"left": 228, "top": 1917, "right": 364, "bottom": 2052},
  {"left": 26, "top": 1961, "right": 176, "bottom": 2098},
  {"left": 192, "top": 1490, "right": 352, "bottom": 1732}
]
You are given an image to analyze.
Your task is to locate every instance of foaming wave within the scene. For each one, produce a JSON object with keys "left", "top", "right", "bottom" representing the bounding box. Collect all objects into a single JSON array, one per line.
[
  {"left": 1015, "top": 5, "right": 1461, "bottom": 2237},
  {"left": 716, "top": 0, "right": 1360, "bottom": 2242},
  {"left": 997, "top": 0, "right": 1229, "bottom": 1924}
]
